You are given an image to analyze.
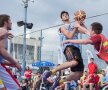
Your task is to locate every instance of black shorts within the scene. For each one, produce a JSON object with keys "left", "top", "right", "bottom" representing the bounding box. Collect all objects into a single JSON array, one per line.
[{"left": 64, "top": 45, "right": 84, "bottom": 72}]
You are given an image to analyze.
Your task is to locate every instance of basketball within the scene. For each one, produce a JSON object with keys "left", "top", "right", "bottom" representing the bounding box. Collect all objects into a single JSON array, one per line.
[{"left": 74, "top": 10, "right": 86, "bottom": 21}]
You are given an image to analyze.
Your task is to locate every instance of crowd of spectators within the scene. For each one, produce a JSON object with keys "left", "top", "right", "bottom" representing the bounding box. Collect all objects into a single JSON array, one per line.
[
  {"left": 1, "top": 58, "right": 108, "bottom": 90},
  {"left": 15, "top": 60, "right": 108, "bottom": 90}
]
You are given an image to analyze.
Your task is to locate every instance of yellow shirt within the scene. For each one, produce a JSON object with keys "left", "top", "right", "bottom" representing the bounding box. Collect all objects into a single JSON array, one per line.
[
  {"left": 0, "top": 79, "right": 4, "bottom": 88},
  {"left": 0, "top": 79, "right": 3, "bottom": 85}
]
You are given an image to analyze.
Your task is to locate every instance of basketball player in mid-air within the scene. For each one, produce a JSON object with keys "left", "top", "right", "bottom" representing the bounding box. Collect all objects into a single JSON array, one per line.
[{"left": 42, "top": 11, "right": 86, "bottom": 89}]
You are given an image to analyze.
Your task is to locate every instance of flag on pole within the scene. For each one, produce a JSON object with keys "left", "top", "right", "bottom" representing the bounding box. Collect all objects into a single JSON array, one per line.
[
  {"left": 58, "top": 46, "right": 64, "bottom": 64},
  {"left": 86, "top": 49, "right": 94, "bottom": 63}
]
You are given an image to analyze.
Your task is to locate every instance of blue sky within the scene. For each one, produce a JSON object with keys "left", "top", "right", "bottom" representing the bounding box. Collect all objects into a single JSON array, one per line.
[{"left": 0, "top": 0, "right": 108, "bottom": 66}]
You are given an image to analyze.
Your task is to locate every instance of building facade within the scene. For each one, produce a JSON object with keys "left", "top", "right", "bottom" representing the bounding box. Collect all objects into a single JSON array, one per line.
[{"left": 8, "top": 36, "right": 40, "bottom": 64}]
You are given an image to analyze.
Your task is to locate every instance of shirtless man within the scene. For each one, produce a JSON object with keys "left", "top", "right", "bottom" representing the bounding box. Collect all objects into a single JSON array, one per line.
[{"left": 0, "top": 14, "right": 21, "bottom": 90}]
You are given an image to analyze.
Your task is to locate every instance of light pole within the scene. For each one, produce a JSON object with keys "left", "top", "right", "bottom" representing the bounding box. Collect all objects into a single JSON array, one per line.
[
  {"left": 21, "top": 0, "right": 32, "bottom": 76},
  {"left": 17, "top": 0, "right": 33, "bottom": 76},
  {"left": 38, "top": 30, "right": 43, "bottom": 61}
]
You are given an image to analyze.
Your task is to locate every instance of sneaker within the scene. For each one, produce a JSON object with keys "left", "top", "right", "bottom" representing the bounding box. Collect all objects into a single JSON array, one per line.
[
  {"left": 42, "top": 71, "right": 51, "bottom": 81},
  {"left": 52, "top": 76, "right": 61, "bottom": 90}
]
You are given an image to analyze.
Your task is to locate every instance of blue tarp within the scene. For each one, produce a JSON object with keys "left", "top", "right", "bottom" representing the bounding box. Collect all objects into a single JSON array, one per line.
[{"left": 32, "top": 61, "right": 55, "bottom": 67}]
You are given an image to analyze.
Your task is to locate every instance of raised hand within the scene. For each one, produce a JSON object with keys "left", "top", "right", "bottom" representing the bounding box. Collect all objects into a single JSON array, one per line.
[
  {"left": 8, "top": 32, "right": 14, "bottom": 39},
  {"left": 75, "top": 21, "right": 81, "bottom": 28}
]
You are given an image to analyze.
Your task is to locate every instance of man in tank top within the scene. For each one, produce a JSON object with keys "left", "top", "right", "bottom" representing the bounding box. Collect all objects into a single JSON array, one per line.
[{"left": 42, "top": 11, "right": 84, "bottom": 90}]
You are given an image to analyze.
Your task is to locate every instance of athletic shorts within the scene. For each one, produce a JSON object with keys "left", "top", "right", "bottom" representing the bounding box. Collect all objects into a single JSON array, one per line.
[
  {"left": 64, "top": 45, "right": 84, "bottom": 72},
  {"left": 0, "top": 64, "right": 20, "bottom": 90}
]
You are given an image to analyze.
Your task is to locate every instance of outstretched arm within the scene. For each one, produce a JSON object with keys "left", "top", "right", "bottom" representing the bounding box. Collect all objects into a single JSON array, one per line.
[
  {"left": 0, "top": 48, "right": 22, "bottom": 71},
  {"left": 0, "top": 48, "right": 17, "bottom": 64},
  {"left": 62, "top": 39, "right": 93, "bottom": 45},
  {"left": 3, "top": 60, "right": 16, "bottom": 67},
  {"left": 75, "top": 22, "right": 90, "bottom": 36}
]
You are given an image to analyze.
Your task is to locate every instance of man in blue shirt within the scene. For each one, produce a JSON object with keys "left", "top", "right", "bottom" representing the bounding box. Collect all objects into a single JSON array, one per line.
[{"left": 101, "top": 70, "right": 108, "bottom": 89}]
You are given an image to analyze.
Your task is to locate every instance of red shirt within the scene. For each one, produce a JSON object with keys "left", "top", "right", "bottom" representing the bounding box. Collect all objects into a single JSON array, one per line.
[
  {"left": 83, "top": 74, "right": 94, "bottom": 83},
  {"left": 94, "top": 75, "right": 100, "bottom": 90},
  {"left": 88, "top": 74, "right": 94, "bottom": 83},
  {"left": 88, "top": 62, "right": 97, "bottom": 74},
  {"left": 24, "top": 70, "right": 32, "bottom": 79},
  {"left": 88, "top": 74, "right": 99, "bottom": 84},
  {"left": 93, "top": 75, "right": 99, "bottom": 84},
  {"left": 89, "top": 74, "right": 100, "bottom": 90},
  {"left": 90, "top": 35, "right": 101, "bottom": 51}
]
